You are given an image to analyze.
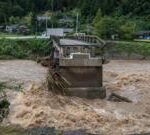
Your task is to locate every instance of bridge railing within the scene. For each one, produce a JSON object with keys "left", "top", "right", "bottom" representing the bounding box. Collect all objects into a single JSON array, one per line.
[
  {"left": 51, "top": 35, "right": 106, "bottom": 48},
  {"left": 65, "top": 35, "right": 106, "bottom": 46}
]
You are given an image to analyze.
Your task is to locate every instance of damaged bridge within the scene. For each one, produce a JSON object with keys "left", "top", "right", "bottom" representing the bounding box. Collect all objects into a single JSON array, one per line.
[{"left": 49, "top": 35, "right": 108, "bottom": 99}]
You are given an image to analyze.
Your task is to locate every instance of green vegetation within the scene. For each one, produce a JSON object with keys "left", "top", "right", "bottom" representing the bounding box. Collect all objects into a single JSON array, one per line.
[
  {"left": 0, "top": 39, "right": 51, "bottom": 59},
  {"left": 93, "top": 14, "right": 149, "bottom": 39},
  {"left": 0, "top": 33, "right": 19, "bottom": 37},
  {"left": 0, "top": 126, "right": 92, "bottom": 135},
  {"left": 0, "top": 0, "right": 149, "bottom": 57},
  {"left": 0, "top": 81, "right": 22, "bottom": 123},
  {"left": 0, "top": 0, "right": 149, "bottom": 39},
  {"left": 135, "top": 39, "right": 150, "bottom": 43},
  {"left": 94, "top": 16, "right": 118, "bottom": 39},
  {"left": 0, "top": 81, "right": 23, "bottom": 92},
  {"left": 0, "top": 82, "right": 10, "bottom": 123},
  {"left": 107, "top": 41, "right": 150, "bottom": 59},
  {"left": 0, "top": 82, "right": 7, "bottom": 92},
  {"left": 0, "top": 126, "right": 25, "bottom": 135},
  {"left": 0, "top": 39, "right": 150, "bottom": 60}
]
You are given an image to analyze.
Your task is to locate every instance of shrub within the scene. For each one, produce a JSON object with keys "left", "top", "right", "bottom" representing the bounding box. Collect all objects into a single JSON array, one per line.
[{"left": 0, "top": 39, "right": 51, "bottom": 59}]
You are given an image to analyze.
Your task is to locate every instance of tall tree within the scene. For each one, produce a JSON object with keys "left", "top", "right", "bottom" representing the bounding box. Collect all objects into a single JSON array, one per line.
[{"left": 93, "top": 8, "right": 102, "bottom": 26}]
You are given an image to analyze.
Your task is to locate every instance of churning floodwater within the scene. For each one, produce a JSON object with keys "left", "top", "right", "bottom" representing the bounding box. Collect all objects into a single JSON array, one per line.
[{"left": 0, "top": 60, "right": 150, "bottom": 135}]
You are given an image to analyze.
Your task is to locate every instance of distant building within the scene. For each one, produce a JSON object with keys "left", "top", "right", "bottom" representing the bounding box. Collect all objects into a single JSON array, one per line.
[
  {"left": 135, "top": 31, "right": 150, "bottom": 39},
  {"left": 5, "top": 24, "right": 29, "bottom": 35},
  {"left": 6, "top": 25, "right": 18, "bottom": 33},
  {"left": 63, "top": 28, "right": 74, "bottom": 34},
  {"left": 18, "top": 25, "right": 30, "bottom": 35},
  {"left": 58, "top": 18, "right": 74, "bottom": 24},
  {"left": 111, "top": 34, "right": 119, "bottom": 40},
  {"left": 0, "top": 25, "right": 5, "bottom": 32},
  {"left": 74, "top": 33, "right": 86, "bottom": 36},
  {"left": 42, "top": 28, "right": 74, "bottom": 37}
]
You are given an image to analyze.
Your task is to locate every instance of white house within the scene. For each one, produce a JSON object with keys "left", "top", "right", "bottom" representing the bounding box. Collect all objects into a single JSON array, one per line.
[
  {"left": 6, "top": 25, "right": 18, "bottom": 33},
  {"left": 42, "top": 28, "right": 74, "bottom": 37}
]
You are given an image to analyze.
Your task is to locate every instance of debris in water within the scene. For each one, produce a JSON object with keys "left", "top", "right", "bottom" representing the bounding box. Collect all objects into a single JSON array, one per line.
[
  {"left": 108, "top": 93, "right": 132, "bottom": 103},
  {"left": 0, "top": 99, "right": 10, "bottom": 122},
  {"left": 47, "top": 70, "right": 71, "bottom": 95}
]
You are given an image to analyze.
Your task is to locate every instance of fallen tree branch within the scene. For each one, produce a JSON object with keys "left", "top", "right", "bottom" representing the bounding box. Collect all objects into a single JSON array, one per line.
[{"left": 108, "top": 93, "right": 132, "bottom": 103}]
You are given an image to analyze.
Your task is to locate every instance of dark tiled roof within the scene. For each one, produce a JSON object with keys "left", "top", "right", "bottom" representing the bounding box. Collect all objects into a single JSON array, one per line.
[{"left": 135, "top": 31, "right": 150, "bottom": 35}]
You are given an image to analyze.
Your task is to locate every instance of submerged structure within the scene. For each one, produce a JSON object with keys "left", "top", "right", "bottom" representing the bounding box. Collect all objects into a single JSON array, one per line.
[{"left": 49, "top": 35, "right": 108, "bottom": 99}]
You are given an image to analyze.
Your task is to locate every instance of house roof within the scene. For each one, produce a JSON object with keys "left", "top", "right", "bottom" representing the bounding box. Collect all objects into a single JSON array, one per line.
[
  {"left": 135, "top": 31, "right": 150, "bottom": 35},
  {"left": 47, "top": 28, "right": 73, "bottom": 36},
  {"left": 6, "top": 25, "right": 18, "bottom": 28}
]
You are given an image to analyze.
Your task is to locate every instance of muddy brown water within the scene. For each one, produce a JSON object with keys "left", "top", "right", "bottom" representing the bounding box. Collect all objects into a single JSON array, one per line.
[
  {"left": 0, "top": 60, "right": 47, "bottom": 85},
  {"left": 0, "top": 60, "right": 150, "bottom": 135}
]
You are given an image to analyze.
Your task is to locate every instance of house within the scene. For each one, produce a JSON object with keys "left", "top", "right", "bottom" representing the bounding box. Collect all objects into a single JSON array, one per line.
[
  {"left": 135, "top": 31, "right": 150, "bottom": 39},
  {"left": 42, "top": 28, "right": 74, "bottom": 37},
  {"left": 111, "top": 34, "right": 119, "bottom": 40},
  {"left": 5, "top": 25, "right": 18, "bottom": 33},
  {"left": 5, "top": 24, "right": 29, "bottom": 35},
  {"left": 0, "top": 25, "right": 5, "bottom": 32},
  {"left": 18, "top": 25, "right": 30, "bottom": 35}
]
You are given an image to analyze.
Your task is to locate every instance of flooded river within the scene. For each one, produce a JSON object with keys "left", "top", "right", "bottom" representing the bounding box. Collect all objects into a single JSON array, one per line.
[{"left": 0, "top": 60, "right": 150, "bottom": 135}]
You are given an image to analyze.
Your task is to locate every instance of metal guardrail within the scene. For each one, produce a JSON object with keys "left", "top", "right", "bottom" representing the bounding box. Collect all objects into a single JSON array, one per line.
[{"left": 66, "top": 35, "right": 106, "bottom": 45}]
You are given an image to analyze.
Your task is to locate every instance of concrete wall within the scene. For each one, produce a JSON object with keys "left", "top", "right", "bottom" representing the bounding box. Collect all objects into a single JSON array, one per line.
[
  {"left": 58, "top": 53, "right": 106, "bottom": 99},
  {"left": 60, "top": 67, "right": 103, "bottom": 87}
]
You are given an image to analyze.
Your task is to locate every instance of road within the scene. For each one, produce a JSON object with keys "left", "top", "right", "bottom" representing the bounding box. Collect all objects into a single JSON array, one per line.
[{"left": 0, "top": 36, "right": 49, "bottom": 40}]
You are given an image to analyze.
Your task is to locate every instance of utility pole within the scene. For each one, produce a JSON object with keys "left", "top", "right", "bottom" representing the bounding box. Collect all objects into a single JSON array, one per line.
[
  {"left": 36, "top": 20, "right": 38, "bottom": 35},
  {"left": 51, "top": 0, "right": 54, "bottom": 28},
  {"left": 76, "top": 13, "right": 79, "bottom": 33},
  {"left": 46, "top": 16, "right": 48, "bottom": 36}
]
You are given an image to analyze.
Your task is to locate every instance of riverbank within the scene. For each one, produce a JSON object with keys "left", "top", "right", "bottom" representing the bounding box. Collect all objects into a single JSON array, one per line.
[
  {"left": 0, "top": 39, "right": 51, "bottom": 59},
  {"left": 105, "top": 41, "right": 150, "bottom": 60}
]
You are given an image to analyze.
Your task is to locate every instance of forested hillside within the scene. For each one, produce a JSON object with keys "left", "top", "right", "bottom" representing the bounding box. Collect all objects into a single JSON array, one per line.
[
  {"left": 0, "top": 0, "right": 150, "bottom": 39},
  {"left": 0, "top": 0, "right": 149, "bottom": 23}
]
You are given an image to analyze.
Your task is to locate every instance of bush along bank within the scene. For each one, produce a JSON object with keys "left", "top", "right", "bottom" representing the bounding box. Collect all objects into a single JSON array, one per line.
[
  {"left": 104, "top": 41, "right": 150, "bottom": 60},
  {"left": 0, "top": 39, "right": 51, "bottom": 59}
]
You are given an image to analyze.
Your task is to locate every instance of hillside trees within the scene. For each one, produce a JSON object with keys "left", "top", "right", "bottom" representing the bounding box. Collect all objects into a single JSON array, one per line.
[
  {"left": 0, "top": 0, "right": 149, "bottom": 40},
  {"left": 93, "top": 9, "right": 102, "bottom": 26},
  {"left": 119, "top": 21, "right": 136, "bottom": 40},
  {"left": 0, "top": 0, "right": 149, "bottom": 24},
  {"left": 94, "top": 16, "right": 119, "bottom": 39}
]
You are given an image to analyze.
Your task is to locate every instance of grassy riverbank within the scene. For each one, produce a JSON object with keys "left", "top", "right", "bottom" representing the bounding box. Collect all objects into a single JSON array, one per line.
[
  {"left": 0, "top": 38, "right": 150, "bottom": 60},
  {"left": 105, "top": 40, "right": 150, "bottom": 59},
  {"left": 0, "top": 39, "right": 51, "bottom": 59}
]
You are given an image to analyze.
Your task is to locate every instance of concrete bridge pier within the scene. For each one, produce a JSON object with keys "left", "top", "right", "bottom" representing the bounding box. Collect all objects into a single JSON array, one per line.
[
  {"left": 51, "top": 35, "right": 107, "bottom": 99},
  {"left": 59, "top": 53, "right": 106, "bottom": 99}
]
